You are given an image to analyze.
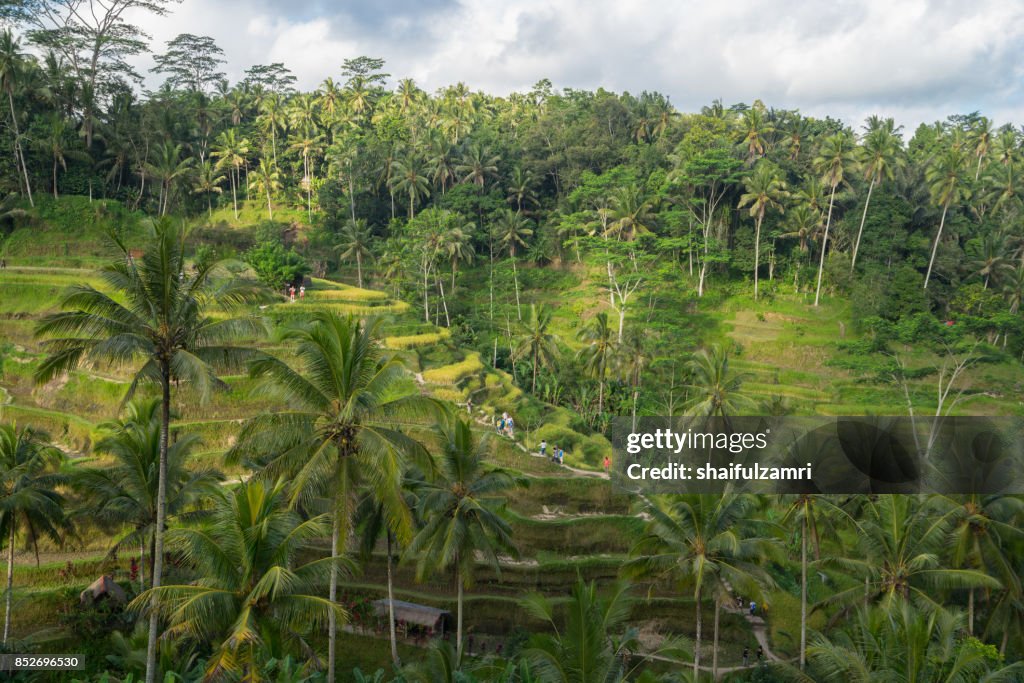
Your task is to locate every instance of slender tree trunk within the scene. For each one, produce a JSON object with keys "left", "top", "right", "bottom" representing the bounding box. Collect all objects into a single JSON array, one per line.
[
  {"left": 139, "top": 537, "right": 145, "bottom": 593},
  {"left": 456, "top": 558, "right": 464, "bottom": 661},
  {"left": 52, "top": 159, "right": 58, "bottom": 199},
  {"left": 328, "top": 458, "right": 349, "bottom": 683},
  {"left": 3, "top": 524, "right": 13, "bottom": 643},
  {"left": 348, "top": 162, "right": 356, "bottom": 223},
  {"left": 356, "top": 252, "right": 363, "bottom": 288},
  {"left": 968, "top": 587, "right": 974, "bottom": 636},
  {"left": 511, "top": 255, "right": 521, "bottom": 320},
  {"left": 694, "top": 592, "right": 702, "bottom": 680},
  {"left": 386, "top": 533, "right": 399, "bottom": 668},
  {"left": 267, "top": 192, "right": 273, "bottom": 220},
  {"left": 814, "top": 184, "right": 837, "bottom": 306},
  {"left": 851, "top": 177, "right": 875, "bottom": 272},
  {"left": 437, "top": 275, "right": 451, "bottom": 327},
  {"left": 144, "top": 370, "right": 172, "bottom": 683},
  {"left": 924, "top": 202, "right": 949, "bottom": 289},
  {"left": 532, "top": 346, "right": 538, "bottom": 393},
  {"left": 231, "top": 166, "right": 238, "bottom": 219},
  {"left": 754, "top": 214, "right": 763, "bottom": 300},
  {"left": 712, "top": 597, "right": 720, "bottom": 679},
  {"left": 800, "top": 512, "right": 808, "bottom": 670},
  {"left": 8, "top": 90, "right": 32, "bottom": 207}
]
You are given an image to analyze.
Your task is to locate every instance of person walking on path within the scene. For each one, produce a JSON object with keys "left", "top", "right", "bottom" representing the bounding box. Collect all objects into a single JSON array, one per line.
[
  {"left": 603, "top": 455, "right": 611, "bottom": 473},
  {"left": 757, "top": 645, "right": 764, "bottom": 663},
  {"left": 299, "top": 284, "right": 306, "bottom": 299},
  {"left": 742, "top": 646, "right": 750, "bottom": 666},
  {"left": 750, "top": 600, "right": 757, "bottom": 617},
  {"left": 539, "top": 439, "right": 547, "bottom": 458}
]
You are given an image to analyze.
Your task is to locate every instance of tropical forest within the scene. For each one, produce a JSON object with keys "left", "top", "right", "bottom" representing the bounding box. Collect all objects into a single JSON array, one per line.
[{"left": 0, "top": 1, "right": 1023, "bottom": 681}]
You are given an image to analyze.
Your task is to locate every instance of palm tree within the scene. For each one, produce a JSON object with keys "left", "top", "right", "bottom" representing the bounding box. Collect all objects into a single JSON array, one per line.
[
  {"left": 191, "top": 159, "right": 225, "bottom": 218},
  {"left": 391, "top": 154, "right": 431, "bottom": 220},
  {"left": 212, "top": 129, "right": 250, "bottom": 219},
  {"left": 812, "top": 132, "right": 856, "bottom": 305},
  {"left": 970, "top": 117, "right": 995, "bottom": 180},
  {"left": 494, "top": 209, "right": 533, "bottom": 319},
  {"left": 520, "top": 579, "right": 674, "bottom": 682},
  {"left": 227, "top": 313, "right": 437, "bottom": 682},
  {"left": 513, "top": 304, "right": 560, "bottom": 393},
  {"left": 576, "top": 312, "right": 615, "bottom": 416},
  {"left": 924, "top": 147, "right": 967, "bottom": 289},
  {"left": 408, "top": 415, "right": 523, "bottom": 659},
  {"left": 823, "top": 496, "right": 1000, "bottom": 611},
  {"left": 625, "top": 494, "right": 775, "bottom": 680},
  {"left": 257, "top": 93, "right": 284, "bottom": 166},
  {"left": 738, "top": 161, "right": 786, "bottom": 300},
  {"left": 437, "top": 221, "right": 474, "bottom": 295},
  {"left": 851, "top": 120, "right": 903, "bottom": 271},
  {"left": 0, "top": 30, "right": 33, "bottom": 206},
  {"left": 145, "top": 142, "right": 193, "bottom": 216},
  {"left": 740, "top": 106, "right": 773, "bottom": 163},
  {"left": 684, "top": 345, "right": 755, "bottom": 420},
  {"left": 34, "top": 218, "right": 266, "bottom": 683},
  {"left": 131, "top": 479, "right": 346, "bottom": 680},
  {"left": 604, "top": 184, "right": 654, "bottom": 241},
  {"left": 1002, "top": 261, "right": 1024, "bottom": 314},
  {"left": 457, "top": 143, "right": 500, "bottom": 316},
  {"left": 74, "top": 398, "right": 222, "bottom": 590},
  {"left": 0, "top": 423, "right": 66, "bottom": 643},
  {"left": 507, "top": 166, "right": 537, "bottom": 214},
  {"left": 35, "top": 113, "right": 85, "bottom": 199},
  {"left": 336, "top": 218, "right": 374, "bottom": 288},
  {"left": 618, "top": 327, "right": 651, "bottom": 431},
  {"left": 780, "top": 204, "right": 820, "bottom": 259},
  {"left": 249, "top": 158, "right": 282, "bottom": 219},
  {"left": 288, "top": 132, "right": 323, "bottom": 221}
]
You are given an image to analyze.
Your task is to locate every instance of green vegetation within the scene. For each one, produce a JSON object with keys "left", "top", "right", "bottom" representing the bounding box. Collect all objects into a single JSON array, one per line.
[{"left": 0, "top": 3, "right": 1020, "bottom": 681}]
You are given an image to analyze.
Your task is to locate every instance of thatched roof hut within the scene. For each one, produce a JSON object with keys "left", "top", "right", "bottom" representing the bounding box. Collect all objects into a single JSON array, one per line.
[{"left": 371, "top": 599, "right": 452, "bottom": 633}]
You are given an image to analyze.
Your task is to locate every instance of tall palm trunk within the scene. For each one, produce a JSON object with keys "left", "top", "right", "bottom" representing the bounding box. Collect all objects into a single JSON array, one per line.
[
  {"left": 266, "top": 191, "right": 273, "bottom": 220},
  {"left": 968, "top": 588, "right": 974, "bottom": 635},
  {"left": 754, "top": 213, "right": 763, "bottom": 300},
  {"left": 144, "top": 369, "right": 172, "bottom": 683},
  {"left": 230, "top": 167, "right": 238, "bottom": 219},
  {"left": 7, "top": 90, "right": 32, "bottom": 207},
  {"left": 800, "top": 513, "right": 807, "bottom": 670},
  {"left": 851, "top": 177, "right": 875, "bottom": 272},
  {"left": 52, "top": 158, "right": 59, "bottom": 199},
  {"left": 456, "top": 555, "right": 464, "bottom": 661},
  {"left": 355, "top": 252, "right": 363, "bottom": 288},
  {"left": 712, "top": 597, "right": 721, "bottom": 679},
  {"left": 3, "top": 524, "right": 14, "bottom": 643},
  {"left": 814, "top": 184, "right": 837, "bottom": 306},
  {"left": 328, "top": 457, "right": 349, "bottom": 683},
  {"left": 532, "top": 345, "right": 538, "bottom": 393},
  {"left": 924, "top": 201, "right": 949, "bottom": 289},
  {"left": 693, "top": 592, "right": 702, "bottom": 680},
  {"left": 511, "top": 253, "right": 522, "bottom": 320},
  {"left": 437, "top": 275, "right": 451, "bottom": 327},
  {"left": 386, "top": 533, "right": 399, "bottom": 668}
]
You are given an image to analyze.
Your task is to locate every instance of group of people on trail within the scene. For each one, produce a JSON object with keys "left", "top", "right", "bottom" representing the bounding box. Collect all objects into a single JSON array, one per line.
[
  {"left": 539, "top": 439, "right": 566, "bottom": 465},
  {"left": 286, "top": 284, "right": 306, "bottom": 302},
  {"left": 741, "top": 645, "right": 765, "bottom": 666},
  {"left": 496, "top": 412, "right": 515, "bottom": 437}
]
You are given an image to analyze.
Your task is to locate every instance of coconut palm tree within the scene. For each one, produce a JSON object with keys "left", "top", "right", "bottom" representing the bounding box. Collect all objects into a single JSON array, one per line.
[
  {"left": 191, "top": 159, "right": 225, "bottom": 218},
  {"left": 812, "top": 132, "right": 856, "bottom": 305},
  {"left": 145, "top": 142, "right": 193, "bottom": 216},
  {"left": 780, "top": 204, "right": 820, "bottom": 259},
  {"left": 738, "top": 161, "right": 786, "bottom": 300},
  {"left": 249, "top": 158, "right": 282, "bottom": 220},
  {"left": 970, "top": 117, "right": 995, "bottom": 181},
  {"left": 35, "top": 113, "right": 86, "bottom": 199},
  {"left": 227, "top": 312, "right": 438, "bottom": 682},
  {"left": 823, "top": 495, "right": 1001, "bottom": 611},
  {"left": 74, "top": 398, "right": 222, "bottom": 590},
  {"left": 336, "top": 218, "right": 374, "bottom": 288},
  {"left": 0, "top": 423, "right": 66, "bottom": 643},
  {"left": 288, "top": 132, "right": 323, "bottom": 220},
  {"left": 437, "top": 221, "right": 474, "bottom": 295},
  {"left": 519, "top": 579, "right": 679, "bottom": 683},
  {"left": 604, "top": 184, "right": 654, "bottom": 242},
  {"left": 684, "top": 344, "right": 755, "bottom": 420},
  {"left": 740, "top": 105, "right": 773, "bottom": 164},
  {"left": 851, "top": 120, "right": 903, "bottom": 271},
  {"left": 131, "top": 479, "right": 347, "bottom": 680},
  {"left": 494, "top": 209, "right": 533, "bottom": 319},
  {"left": 576, "top": 312, "right": 615, "bottom": 416},
  {"left": 625, "top": 494, "right": 775, "bottom": 680},
  {"left": 212, "top": 129, "right": 250, "bottom": 219},
  {"left": 34, "top": 218, "right": 267, "bottom": 683},
  {"left": 924, "top": 147, "right": 967, "bottom": 289},
  {"left": 507, "top": 166, "right": 537, "bottom": 214},
  {"left": 513, "top": 304, "right": 560, "bottom": 393},
  {"left": 1002, "top": 261, "right": 1024, "bottom": 314},
  {"left": 407, "top": 415, "right": 524, "bottom": 659},
  {"left": 390, "top": 154, "right": 431, "bottom": 220},
  {"left": 257, "top": 93, "right": 284, "bottom": 166}
]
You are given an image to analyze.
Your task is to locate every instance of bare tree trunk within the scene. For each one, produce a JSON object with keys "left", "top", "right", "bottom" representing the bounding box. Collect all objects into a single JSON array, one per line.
[
  {"left": 3, "top": 525, "right": 13, "bottom": 643},
  {"left": 511, "top": 255, "right": 521, "bottom": 320},
  {"left": 924, "top": 202, "right": 949, "bottom": 289},
  {"left": 8, "top": 90, "right": 32, "bottom": 207},
  {"left": 456, "top": 559, "right": 464, "bottom": 661},
  {"left": 386, "top": 533, "right": 400, "bottom": 667},
  {"left": 693, "top": 593, "right": 702, "bottom": 680},
  {"left": 851, "top": 178, "right": 875, "bottom": 272},
  {"left": 754, "top": 214, "right": 762, "bottom": 300},
  {"left": 801, "top": 513, "right": 808, "bottom": 670},
  {"left": 144, "top": 370, "right": 172, "bottom": 683},
  {"left": 712, "top": 597, "right": 720, "bottom": 679},
  {"left": 814, "top": 184, "right": 838, "bottom": 306}
]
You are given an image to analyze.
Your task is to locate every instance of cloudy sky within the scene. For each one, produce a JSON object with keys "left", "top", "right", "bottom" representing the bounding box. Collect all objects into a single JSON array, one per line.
[{"left": 125, "top": 0, "right": 1024, "bottom": 130}]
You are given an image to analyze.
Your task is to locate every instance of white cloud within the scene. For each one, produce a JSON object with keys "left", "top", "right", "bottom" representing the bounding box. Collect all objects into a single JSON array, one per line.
[{"left": 123, "top": 0, "right": 1024, "bottom": 128}]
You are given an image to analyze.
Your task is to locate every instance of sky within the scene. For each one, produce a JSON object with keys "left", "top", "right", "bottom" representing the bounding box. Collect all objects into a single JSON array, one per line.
[{"left": 123, "top": 0, "right": 1024, "bottom": 131}]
